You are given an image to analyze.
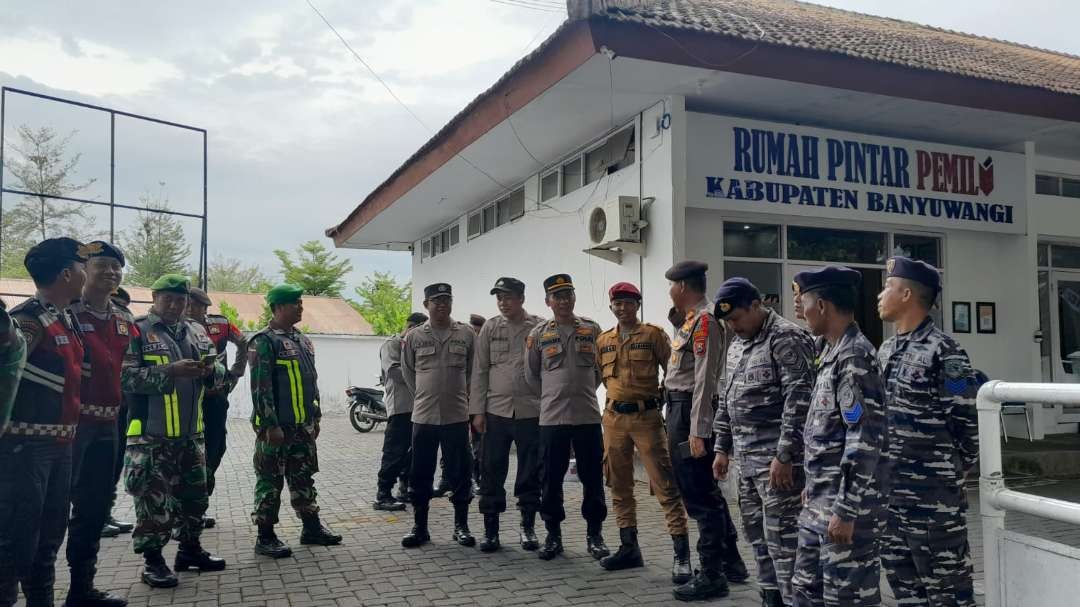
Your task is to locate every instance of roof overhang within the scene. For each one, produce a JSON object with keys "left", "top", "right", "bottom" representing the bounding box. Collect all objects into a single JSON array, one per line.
[{"left": 328, "top": 15, "right": 1080, "bottom": 249}]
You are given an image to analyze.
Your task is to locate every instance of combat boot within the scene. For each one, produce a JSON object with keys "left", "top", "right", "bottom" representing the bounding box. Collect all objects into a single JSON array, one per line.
[
  {"left": 671, "top": 534, "right": 692, "bottom": 584},
  {"left": 300, "top": 515, "right": 343, "bottom": 545},
  {"left": 201, "top": 515, "right": 216, "bottom": 529},
  {"left": 65, "top": 565, "right": 127, "bottom": 607},
  {"left": 600, "top": 527, "right": 643, "bottom": 571},
  {"left": 672, "top": 568, "right": 729, "bottom": 602},
  {"left": 401, "top": 507, "right": 430, "bottom": 548},
  {"left": 374, "top": 490, "right": 407, "bottom": 511},
  {"left": 519, "top": 509, "right": 540, "bottom": 551},
  {"left": 585, "top": 522, "right": 610, "bottom": 560},
  {"left": 452, "top": 505, "right": 475, "bottom": 547},
  {"left": 140, "top": 551, "right": 177, "bottom": 589},
  {"left": 174, "top": 542, "right": 227, "bottom": 572},
  {"left": 254, "top": 525, "right": 293, "bottom": 559},
  {"left": 107, "top": 515, "right": 134, "bottom": 533},
  {"left": 761, "top": 588, "right": 786, "bottom": 607},
  {"left": 479, "top": 514, "right": 500, "bottom": 552},
  {"left": 537, "top": 522, "right": 563, "bottom": 560}
]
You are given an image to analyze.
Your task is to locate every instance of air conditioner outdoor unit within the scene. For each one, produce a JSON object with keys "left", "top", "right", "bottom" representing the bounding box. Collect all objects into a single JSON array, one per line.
[{"left": 583, "top": 196, "right": 648, "bottom": 264}]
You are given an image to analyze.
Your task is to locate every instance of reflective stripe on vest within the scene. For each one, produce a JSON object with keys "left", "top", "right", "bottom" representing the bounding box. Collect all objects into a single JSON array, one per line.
[
  {"left": 276, "top": 359, "right": 307, "bottom": 424},
  {"left": 143, "top": 354, "right": 182, "bottom": 438}
]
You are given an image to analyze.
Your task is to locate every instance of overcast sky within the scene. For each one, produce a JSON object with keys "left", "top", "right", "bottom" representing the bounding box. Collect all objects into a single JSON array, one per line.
[{"left": 1, "top": 0, "right": 1076, "bottom": 296}]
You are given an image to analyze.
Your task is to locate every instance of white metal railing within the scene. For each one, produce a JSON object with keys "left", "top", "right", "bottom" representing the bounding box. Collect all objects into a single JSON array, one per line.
[{"left": 977, "top": 381, "right": 1080, "bottom": 607}]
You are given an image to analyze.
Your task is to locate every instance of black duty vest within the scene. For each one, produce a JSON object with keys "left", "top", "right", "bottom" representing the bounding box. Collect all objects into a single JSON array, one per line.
[
  {"left": 128, "top": 316, "right": 215, "bottom": 439},
  {"left": 252, "top": 328, "right": 319, "bottom": 426}
]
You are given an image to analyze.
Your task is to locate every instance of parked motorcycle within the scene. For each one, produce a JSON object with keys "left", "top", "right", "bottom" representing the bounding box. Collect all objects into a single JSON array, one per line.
[{"left": 346, "top": 385, "right": 388, "bottom": 433}]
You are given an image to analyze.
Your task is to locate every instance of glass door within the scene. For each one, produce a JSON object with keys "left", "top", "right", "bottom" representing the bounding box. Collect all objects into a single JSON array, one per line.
[
  {"left": 1049, "top": 271, "right": 1080, "bottom": 382},
  {"left": 782, "top": 263, "right": 885, "bottom": 348}
]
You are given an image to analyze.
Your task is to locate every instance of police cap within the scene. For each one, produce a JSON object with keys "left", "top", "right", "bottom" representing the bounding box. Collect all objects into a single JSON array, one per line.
[
  {"left": 424, "top": 283, "right": 452, "bottom": 299},
  {"left": 83, "top": 241, "right": 126, "bottom": 267},
  {"left": 150, "top": 274, "right": 191, "bottom": 294},
  {"left": 24, "top": 237, "right": 89, "bottom": 279},
  {"left": 608, "top": 281, "right": 641, "bottom": 301},
  {"left": 490, "top": 277, "right": 525, "bottom": 295},
  {"left": 664, "top": 260, "right": 708, "bottom": 281},
  {"left": 188, "top": 287, "right": 212, "bottom": 306},
  {"left": 712, "top": 277, "right": 761, "bottom": 319},
  {"left": 793, "top": 266, "right": 861, "bottom": 295},
  {"left": 886, "top": 256, "right": 941, "bottom": 293},
  {"left": 543, "top": 274, "right": 574, "bottom": 294}
]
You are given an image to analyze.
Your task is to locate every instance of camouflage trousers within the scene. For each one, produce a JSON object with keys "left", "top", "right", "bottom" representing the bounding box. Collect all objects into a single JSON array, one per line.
[
  {"left": 124, "top": 437, "right": 208, "bottom": 554},
  {"left": 791, "top": 525, "right": 882, "bottom": 607},
  {"left": 738, "top": 464, "right": 803, "bottom": 603},
  {"left": 882, "top": 508, "right": 975, "bottom": 607},
  {"left": 251, "top": 426, "right": 319, "bottom": 526}
]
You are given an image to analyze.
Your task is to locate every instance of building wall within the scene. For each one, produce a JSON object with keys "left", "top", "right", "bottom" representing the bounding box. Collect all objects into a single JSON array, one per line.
[
  {"left": 227, "top": 334, "right": 385, "bottom": 419},
  {"left": 411, "top": 97, "right": 680, "bottom": 331}
]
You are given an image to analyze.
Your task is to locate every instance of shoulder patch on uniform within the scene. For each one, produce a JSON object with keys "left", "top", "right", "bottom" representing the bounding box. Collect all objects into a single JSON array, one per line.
[
  {"left": 692, "top": 317, "right": 708, "bottom": 356},
  {"left": 943, "top": 358, "right": 965, "bottom": 379},
  {"left": 842, "top": 401, "right": 863, "bottom": 424}
]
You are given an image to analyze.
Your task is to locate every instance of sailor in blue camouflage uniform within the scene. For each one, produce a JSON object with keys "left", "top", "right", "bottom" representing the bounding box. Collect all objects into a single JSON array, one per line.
[
  {"left": 712, "top": 278, "right": 815, "bottom": 607},
  {"left": 791, "top": 266, "right": 889, "bottom": 607},
  {"left": 876, "top": 257, "right": 978, "bottom": 607}
]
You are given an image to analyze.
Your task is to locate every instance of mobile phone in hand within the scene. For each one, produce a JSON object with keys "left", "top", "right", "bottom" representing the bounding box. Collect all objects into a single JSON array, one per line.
[{"left": 201, "top": 353, "right": 218, "bottom": 366}]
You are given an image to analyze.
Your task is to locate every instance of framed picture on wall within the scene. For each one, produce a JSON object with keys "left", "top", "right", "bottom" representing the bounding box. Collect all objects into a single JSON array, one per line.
[
  {"left": 977, "top": 302, "right": 997, "bottom": 334},
  {"left": 952, "top": 302, "right": 971, "bottom": 333}
]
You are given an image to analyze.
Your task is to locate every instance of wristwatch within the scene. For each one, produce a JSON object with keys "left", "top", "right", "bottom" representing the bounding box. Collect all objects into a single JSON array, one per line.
[{"left": 776, "top": 451, "right": 793, "bottom": 465}]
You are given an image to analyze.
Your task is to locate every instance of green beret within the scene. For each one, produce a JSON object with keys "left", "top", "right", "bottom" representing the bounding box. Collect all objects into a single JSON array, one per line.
[
  {"left": 150, "top": 274, "right": 191, "bottom": 294},
  {"left": 266, "top": 283, "right": 304, "bottom": 306}
]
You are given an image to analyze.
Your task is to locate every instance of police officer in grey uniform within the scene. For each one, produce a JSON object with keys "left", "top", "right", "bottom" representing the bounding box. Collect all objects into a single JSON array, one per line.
[
  {"left": 663, "top": 261, "right": 747, "bottom": 602},
  {"left": 877, "top": 257, "right": 978, "bottom": 607},
  {"left": 712, "top": 278, "right": 815, "bottom": 607},
  {"left": 791, "top": 266, "right": 888, "bottom": 607},
  {"left": 470, "top": 277, "right": 543, "bottom": 552},
  {"left": 373, "top": 312, "right": 428, "bottom": 511},
  {"left": 525, "top": 274, "right": 609, "bottom": 562},
  {"left": 401, "top": 284, "right": 476, "bottom": 548}
]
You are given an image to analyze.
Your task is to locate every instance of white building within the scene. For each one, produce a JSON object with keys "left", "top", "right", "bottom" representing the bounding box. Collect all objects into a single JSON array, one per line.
[{"left": 328, "top": 0, "right": 1080, "bottom": 438}]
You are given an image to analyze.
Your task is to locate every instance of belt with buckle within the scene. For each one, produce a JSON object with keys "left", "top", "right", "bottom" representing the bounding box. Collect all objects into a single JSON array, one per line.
[{"left": 609, "top": 398, "right": 660, "bottom": 414}]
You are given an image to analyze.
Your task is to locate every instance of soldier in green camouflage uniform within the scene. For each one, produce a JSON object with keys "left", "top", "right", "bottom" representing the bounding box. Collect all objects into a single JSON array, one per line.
[
  {"left": 121, "top": 274, "right": 228, "bottom": 589},
  {"left": 0, "top": 301, "right": 26, "bottom": 431},
  {"left": 249, "top": 284, "right": 341, "bottom": 559}
]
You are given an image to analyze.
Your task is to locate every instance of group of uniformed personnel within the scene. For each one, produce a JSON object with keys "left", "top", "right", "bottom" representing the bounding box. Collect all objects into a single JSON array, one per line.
[
  {"left": 0, "top": 237, "right": 342, "bottom": 606},
  {"left": 379, "top": 257, "right": 977, "bottom": 606}
]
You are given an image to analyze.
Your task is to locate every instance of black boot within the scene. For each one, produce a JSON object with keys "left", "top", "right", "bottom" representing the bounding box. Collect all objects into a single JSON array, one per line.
[
  {"left": 373, "top": 490, "right": 407, "bottom": 511},
  {"left": 672, "top": 568, "right": 729, "bottom": 602},
  {"left": 519, "top": 509, "right": 540, "bottom": 551},
  {"left": 107, "top": 515, "right": 134, "bottom": 533},
  {"left": 300, "top": 516, "right": 343, "bottom": 546},
  {"left": 174, "top": 542, "right": 227, "bottom": 572},
  {"left": 65, "top": 566, "right": 127, "bottom": 606},
  {"left": 537, "top": 522, "right": 563, "bottom": 560},
  {"left": 401, "top": 507, "right": 430, "bottom": 548},
  {"left": 585, "top": 522, "right": 610, "bottom": 560},
  {"left": 100, "top": 522, "right": 122, "bottom": 539},
  {"left": 140, "top": 551, "right": 177, "bottom": 589},
  {"left": 452, "top": 506, "right": 475, "bottom": 547},
  {"left": 479, "top": 514, "right": 500, "bottom": 553},
  {"left": 201, "top": 515, "right": 216, "bottom": 529},
  {"left": 600, "top": 527, "right": 643, "bottom": 571},
  {"left": 761, "top": 588, "right": 786, "bottom": 607},
  {"left": 254, "top": 525, "right": 293, "bottom": 559},
  {"left": 670, "top": 534, "right": 692, "bottom": 585}
]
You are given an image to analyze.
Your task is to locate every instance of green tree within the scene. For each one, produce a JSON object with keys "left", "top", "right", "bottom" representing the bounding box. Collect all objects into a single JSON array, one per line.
[
  {"left": 273, "top": 240, "right": 352, "bottom": 297},
  {"left": 351, "top": 271, "right": 411, "bottom": 335},
  {"left": 122, "top": 191, "right": 192, "bottom": 287},
  {"left": 202, "top": 255, "right": 271, "bottom": 293},
  {"left": 2, "top": 125, "right": 100, "bottom": 277},
  {"left": 218, "top": 300, "right": 243, "bottom": 328}
]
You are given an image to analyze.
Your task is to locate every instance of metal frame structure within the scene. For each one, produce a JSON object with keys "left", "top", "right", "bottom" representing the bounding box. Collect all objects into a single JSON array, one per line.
[
  {"left": 977, "top": 380, "right": 1080, "bottom": 607},
  {"left": 0, "top": 87, "right": 208, "bottom": 286}
]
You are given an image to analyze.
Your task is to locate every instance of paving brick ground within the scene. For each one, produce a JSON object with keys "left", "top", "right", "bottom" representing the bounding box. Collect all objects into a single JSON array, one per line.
[{"left": 31, "top": 416, "right": 1080, "bottom": 606}]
